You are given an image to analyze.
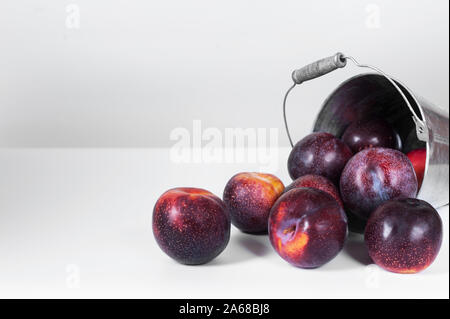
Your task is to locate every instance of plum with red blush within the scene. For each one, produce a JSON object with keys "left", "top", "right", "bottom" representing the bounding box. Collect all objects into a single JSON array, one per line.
[
  {"left": 407, "top": 148, "right": 426, "bottom": 189},
  {"left": 223, "top": 172, "right": 284, "bottom": 233},
  {"left": 153, "top": 188, "right": 230, "bottom": 265},
  {"left": 365, "top": 198, "right": 442, "bottom": 274},
  {"left": 284, "top": 174, "right": 343, "bottom": 207},
  {"left": 340, "top": 147, "right": 418, "bottom": 220},
  {"left": 341, "top": 118, "right": 402, "bottom": 153},
  {"left": 269, "top": 188, "right": 348, "bottom": 268},
  {"left": 287, "top": 132, "right": 353, "bottom": 185}
]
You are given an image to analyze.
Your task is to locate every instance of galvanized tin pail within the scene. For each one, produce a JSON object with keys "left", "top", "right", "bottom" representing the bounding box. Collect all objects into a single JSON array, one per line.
[{"left": 283, "top": 53, "right": 449, "bottom": 208}]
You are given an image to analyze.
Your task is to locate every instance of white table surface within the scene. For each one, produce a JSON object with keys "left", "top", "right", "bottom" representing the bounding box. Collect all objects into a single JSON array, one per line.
[{"left": 0, "top": 148, "right": 448, "bottom": 299}]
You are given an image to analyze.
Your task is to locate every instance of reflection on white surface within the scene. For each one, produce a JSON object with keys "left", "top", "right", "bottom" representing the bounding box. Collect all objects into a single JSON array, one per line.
[{"left": 0, "top": 148, "right": 448, "bottom": 298}]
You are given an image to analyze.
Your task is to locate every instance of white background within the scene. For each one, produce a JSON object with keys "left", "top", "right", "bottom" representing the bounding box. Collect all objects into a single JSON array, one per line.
[
  {"left": 0, "top": 1, "right": 448, "bottom": 299},
  {"left": 0, "top": 0, "right": 448, "bottom": 147}
]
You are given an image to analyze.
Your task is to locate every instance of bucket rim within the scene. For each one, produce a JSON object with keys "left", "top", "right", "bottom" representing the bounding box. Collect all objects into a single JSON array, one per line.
[{"left": 319, "top": 72, "right": 427, "bottom": 124}]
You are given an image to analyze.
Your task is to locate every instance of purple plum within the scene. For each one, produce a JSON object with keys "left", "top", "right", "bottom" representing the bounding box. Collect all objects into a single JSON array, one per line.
[
  {"left": 342, "top": 118, "right": 402, "bottom": 153},
  {"left": 223, "top": 172, "right": 284, "bottom": 233},
  {"left": 340, "top": 147, "right": 418, "bottom": 220},
  {"left": 365, "top": 198, "right": 442, "bottom": 274},
  {"left": 269, "top": 188, "right": 348, "bottom": 268},
  {"left": 288, "top": 132, "right": 353, "bottom": 185},
  {"left": 153, "top": 188, "right": 230, "bottom": 265},
  {"left": 284, "top": 174, "right": 343, "bottom": 207}
]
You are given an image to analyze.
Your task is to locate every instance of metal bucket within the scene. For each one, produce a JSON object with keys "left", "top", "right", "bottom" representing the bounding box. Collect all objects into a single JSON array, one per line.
[{"left": 283, "top": 53, "right": 449, "bottom": 208}]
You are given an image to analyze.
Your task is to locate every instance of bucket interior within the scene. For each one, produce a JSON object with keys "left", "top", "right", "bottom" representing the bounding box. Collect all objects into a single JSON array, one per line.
[{"left": 313, "top": 73, "right": 426, "bottom": 154}]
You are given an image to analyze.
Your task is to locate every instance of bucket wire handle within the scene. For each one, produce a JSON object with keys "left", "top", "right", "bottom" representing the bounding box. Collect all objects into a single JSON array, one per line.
[{"left": 283, "top": 53, "right": 428, "bottom": 148}]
